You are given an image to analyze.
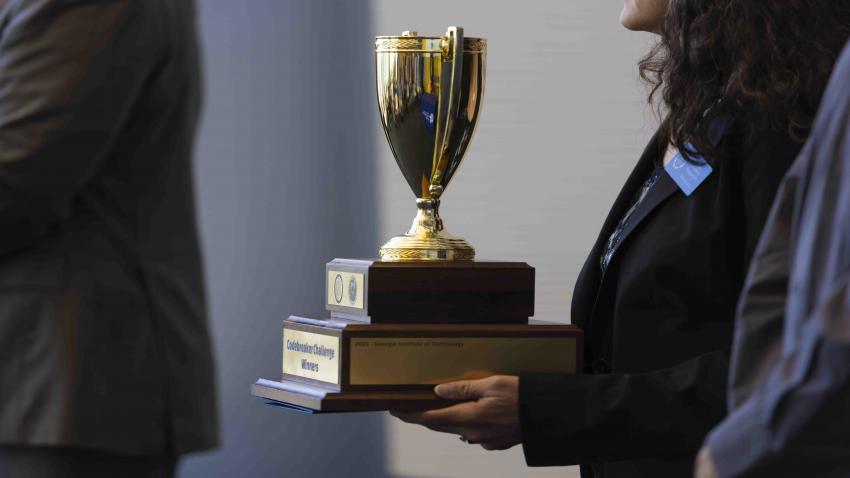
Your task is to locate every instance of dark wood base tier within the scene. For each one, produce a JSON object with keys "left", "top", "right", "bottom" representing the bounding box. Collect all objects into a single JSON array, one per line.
[
  {"left": 325, "top": 259, "right": 535, "bottom": 324},
  {"left": 252, "top": 378, "right": 464, "bottom": 413}
]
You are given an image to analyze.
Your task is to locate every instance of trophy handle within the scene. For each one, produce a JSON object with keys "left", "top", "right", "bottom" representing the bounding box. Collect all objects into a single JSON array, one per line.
[{"left": 430, "top": 26, "right": 464, "bottom": 199}]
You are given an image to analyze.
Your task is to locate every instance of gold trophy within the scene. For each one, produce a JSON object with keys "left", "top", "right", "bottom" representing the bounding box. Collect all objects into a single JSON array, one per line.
[
  {"left": 251, "top": 28, "right": 583, "bottom": 413},
  {"left": 376, "top": 26, "right": 486, "bottom": 261}
]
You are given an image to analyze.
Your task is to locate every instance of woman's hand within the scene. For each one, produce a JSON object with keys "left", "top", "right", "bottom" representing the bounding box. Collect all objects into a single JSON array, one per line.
[{"left": 390, "top": 375, "right": 521, "bottom": 451}]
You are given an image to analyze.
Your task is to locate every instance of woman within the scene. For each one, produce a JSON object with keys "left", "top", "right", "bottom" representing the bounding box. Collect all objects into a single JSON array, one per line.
[{"left": 392, "top": 1, "right": 850, "bottom": 477}]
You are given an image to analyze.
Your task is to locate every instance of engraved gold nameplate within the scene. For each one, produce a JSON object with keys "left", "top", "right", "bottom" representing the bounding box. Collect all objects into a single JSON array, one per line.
[
  {"left": 282, "top": 328, "right": 341, "bottom": 385},
  {"left": 349, "top": 337, "right": 575, "bottom": 385},
  {"left": 280, "top": 317, "right": 582, "bottom": 392},
  {"left": 326, "top": 270, "right": 364, "bottom": 310}
]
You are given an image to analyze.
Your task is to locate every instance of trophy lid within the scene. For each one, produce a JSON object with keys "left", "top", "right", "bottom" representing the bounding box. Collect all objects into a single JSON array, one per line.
[{"left": 375, "top": 29, "right": 486, "bottom": 53}]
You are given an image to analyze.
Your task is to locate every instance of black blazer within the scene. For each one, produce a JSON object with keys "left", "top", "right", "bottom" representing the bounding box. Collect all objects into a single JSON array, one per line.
[{"left": 519, "top": 118, "right": 802, "bottom": 477}]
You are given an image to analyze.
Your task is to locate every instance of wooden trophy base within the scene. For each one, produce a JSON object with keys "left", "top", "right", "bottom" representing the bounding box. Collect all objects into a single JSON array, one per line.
[
  {"left": 252, "top": 378, "right": 463, "bottom": 413},
  {"left": 325, "top": 259, "right": 534, "bottom": 324},
  {"left": 255, "top": 319, "right": 582, "bottom": 413},
  {"left": 252, "top": 259, "right": 582, "bottom": 414}
]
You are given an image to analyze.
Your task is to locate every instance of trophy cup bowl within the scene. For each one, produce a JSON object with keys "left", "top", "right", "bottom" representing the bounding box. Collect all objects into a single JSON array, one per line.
[{"left": 375, "top": 27, "right": 486, "bottom": 261}]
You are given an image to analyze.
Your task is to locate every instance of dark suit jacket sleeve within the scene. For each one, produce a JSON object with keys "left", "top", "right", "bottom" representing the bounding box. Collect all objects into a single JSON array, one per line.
[
  {"left": 724, "top": 158, "right": 797, "bottom": 407},
  {"left": 706, "top": 277, "right": 850, "bottom": 478},
  {"left": 0, "top": 0, "right": 154, "bottom": 256},
  {"left": 520, "top": 350, "right": 729, "bottom": 465},
  {"left": 519, "top": 125, "right": 800, "bottom": 467},
  {"left": 706, "top": 47, "right": 850, "bottom": 477}
]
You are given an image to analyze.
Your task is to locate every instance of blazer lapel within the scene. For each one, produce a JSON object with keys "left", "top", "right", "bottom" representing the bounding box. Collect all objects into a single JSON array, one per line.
[
  {"left": 574, "top": 114, "right": 734, "bottom": 334},
  {"left": 604, "top": 171, "right": 677, "bottom": 264},
  {"left": 571, "top": 131, "right": 663, "bottom": 330},
  {"left": 603, "top": 112, "right": 734, "bottom": 269}
]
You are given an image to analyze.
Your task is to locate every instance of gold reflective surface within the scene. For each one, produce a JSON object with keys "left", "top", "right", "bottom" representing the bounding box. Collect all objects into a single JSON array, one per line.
[
  {"left": 375, "top": 27, "right": 486, "bottom": 261},
  {"left": 349, "top": 336, "right": 577, "bottom": 385}
]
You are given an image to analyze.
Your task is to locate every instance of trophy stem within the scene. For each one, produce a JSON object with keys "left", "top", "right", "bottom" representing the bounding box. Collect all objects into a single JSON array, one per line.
[
  {"left": 379, "top": 198, "right": 475, "bottom": 262},
  {"left": 407, "top": 198, "right": 443, "bottom": 236}
]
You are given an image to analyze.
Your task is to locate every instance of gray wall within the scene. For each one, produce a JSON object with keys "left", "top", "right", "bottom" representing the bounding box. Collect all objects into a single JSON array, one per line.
[{"left": 182, "top": 1, "right": 387, "bottom": 476}]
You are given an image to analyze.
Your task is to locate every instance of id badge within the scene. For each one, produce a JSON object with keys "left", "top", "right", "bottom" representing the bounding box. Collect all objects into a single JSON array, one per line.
[{"left": 664, "top": 145, "right": 713, "bottom": 196}]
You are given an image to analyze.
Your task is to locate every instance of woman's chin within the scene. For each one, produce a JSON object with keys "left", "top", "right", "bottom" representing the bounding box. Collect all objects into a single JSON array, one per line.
[
  {"left": 620, "top": 2, "right": 664, "bottom": 33},
  {"left": 620, "top": 9, "right": 646, "bottom": 31}
]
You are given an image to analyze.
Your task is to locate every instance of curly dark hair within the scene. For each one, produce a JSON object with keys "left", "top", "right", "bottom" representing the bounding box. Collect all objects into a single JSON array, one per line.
[{"left": 640, "top": 0, "right": 850, "bottom": 161}]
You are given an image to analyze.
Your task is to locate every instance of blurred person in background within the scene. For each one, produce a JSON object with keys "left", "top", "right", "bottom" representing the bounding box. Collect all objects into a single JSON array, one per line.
[
  {"left": 695, "top": 39, "right": 850, "bottom": 478},
  {"left": 393, "top": 1, "right": 850, "bottom": 477},
  {"left": 0, "top": 0, "right": 216, "bottom": 476}
]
